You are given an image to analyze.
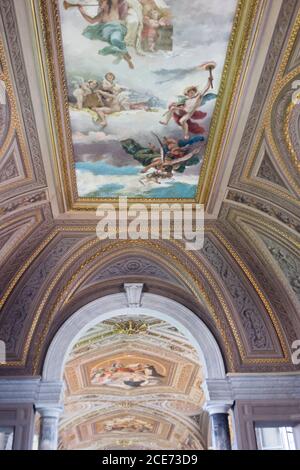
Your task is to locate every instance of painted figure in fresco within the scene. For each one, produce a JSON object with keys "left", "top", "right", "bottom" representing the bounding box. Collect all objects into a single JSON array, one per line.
[
  {"left": 142, "top": 8, "right": 170, "bottom": 52},
  {"left": 101, "top": 71, "right": 120, "bottom": 93},
  {"left": 139, "top": 145, "right": 202, "bottom": 183},
  {"left": 124, "top": 0, "right": 144, "bottom": 54},
  {"left": 71, "top": 73, "right": 154, "bottom": 123},
  {"left": 90, "top": 362, "right": 164, "bottom": 388},
  {"left": 160, "top": 63, "right": 217, "bottom": 139},
  {"left": 71, "top": 72, "right": 132, "bottom": 123},
  {"left": 124, "top": 0, "right": 171, "bottom": 54},
  {"left": 64, "top": 0, "right": 172, "bottom": 72},
  {"left": 104, "top": 417, "right": 153, "bottom": 433},
  {"left": 73, "top": 79, "right": 100, "bottom": 109},
  {"left": 74, "top": 0, "right": 135, "bottom": 69},
  {"left": 93, "top": 87, "right": 123, "bottom": 126},
  {"left": 121, "top": 135, "right": 204, "bottom": 184}
]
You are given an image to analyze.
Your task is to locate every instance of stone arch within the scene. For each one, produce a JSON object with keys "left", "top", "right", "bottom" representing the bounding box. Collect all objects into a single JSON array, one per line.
[{"left": 42, "top": 292, "right": 226, "bottom": 382}]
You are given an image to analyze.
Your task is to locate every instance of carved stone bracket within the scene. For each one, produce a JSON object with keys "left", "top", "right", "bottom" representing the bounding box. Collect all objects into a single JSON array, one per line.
[{"left": 124, "top": 283, "right": 144, "bottom": 308}]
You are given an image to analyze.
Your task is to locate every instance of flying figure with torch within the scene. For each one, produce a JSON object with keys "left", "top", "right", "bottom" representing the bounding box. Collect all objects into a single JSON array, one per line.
[{"left": 160, "top": 61, "right": 217, "bottom": 140}]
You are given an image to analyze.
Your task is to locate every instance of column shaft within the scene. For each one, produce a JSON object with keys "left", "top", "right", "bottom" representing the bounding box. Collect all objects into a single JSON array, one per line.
[
  {"left": 210, "top": 413, "right": 231, "bottom": 450},
  {"left": 37, "top": 407, "right": 62, "bottom": 450}
]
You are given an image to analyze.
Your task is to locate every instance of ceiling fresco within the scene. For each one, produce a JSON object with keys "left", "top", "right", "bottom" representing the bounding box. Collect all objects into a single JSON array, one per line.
[
  {"left": 60, "top": 315, "right": 206, "bottom": 450},
  {"left": 90, "top": 358, "right": 167, "bottom": 389},
  {"left": 55, "top": 0, "right": 237, "bottom": 200}
]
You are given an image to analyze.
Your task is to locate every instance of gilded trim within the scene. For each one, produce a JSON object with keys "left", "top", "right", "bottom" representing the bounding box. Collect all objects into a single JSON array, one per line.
[
  {"left": 34, "top": 0, "right": 259, "bottom": 210},
  {"left": 0, "top": 225, "right": 290, "bottom": 369},
  {"left": 243, "top": 11, "right": 300, "bottom": 196},
  {"left": 0, "top": 37, "right": 33, "bottom": 188},
  {"left": 284, "top": 101, "right": 300, "bottom": 173},
  {"left": 209, "top": 226, "right": 289, "bottom": 361}
]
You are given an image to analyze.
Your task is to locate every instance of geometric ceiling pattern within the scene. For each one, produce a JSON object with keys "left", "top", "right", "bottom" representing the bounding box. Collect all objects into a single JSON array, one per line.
[{"left": 60, "top": 315, "right": 206, "bottom": 450}]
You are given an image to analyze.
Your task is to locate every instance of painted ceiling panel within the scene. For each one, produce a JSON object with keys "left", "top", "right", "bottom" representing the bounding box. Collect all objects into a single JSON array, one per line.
[{"left": 57, "top": 0, "right": 237, "bottom": 199}]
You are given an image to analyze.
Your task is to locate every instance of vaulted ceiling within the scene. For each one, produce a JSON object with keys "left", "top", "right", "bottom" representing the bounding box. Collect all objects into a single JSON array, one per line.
[
  {"left": 59, "top": 315, "right": 207, "bottom": 450},
  {"left": 0, "top": 0, "right": 299, "bottom": 396}
]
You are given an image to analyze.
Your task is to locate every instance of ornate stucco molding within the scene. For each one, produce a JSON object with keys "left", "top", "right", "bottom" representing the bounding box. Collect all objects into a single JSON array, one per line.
[
  {"left": 0, "top": 226, "right": 294, "bottom": 374},
  {"left": 218, "top": 205, "right": 300, "bottom": 342},
  {"left": 230, "top": 0, "right": 298, "bottom": 185},
  {"left": 260, "top": 234, "right": 300, "bottom": 303},
  {"left": 0, "top": 0, "right": 46, "bottom": 189},
  {"left": 225, "top": 190, "right": 300, "bottom": 234},
  {"left": 227, "top": 0, "right": 300, "bottom": 220}
]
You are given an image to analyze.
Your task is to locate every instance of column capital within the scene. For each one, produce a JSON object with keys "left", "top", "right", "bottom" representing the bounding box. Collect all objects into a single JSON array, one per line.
[
  {"left": 38, "top": 406, "right": 62, "bottom": 450},
  {"left": 36, "top": 405, "right": 63, "bottom": 419},
  {"left": 204, "top": 401, "right": 233, "bottom": 415}
]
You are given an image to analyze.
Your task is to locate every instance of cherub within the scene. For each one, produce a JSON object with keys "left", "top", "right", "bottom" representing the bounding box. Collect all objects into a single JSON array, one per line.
[
  {"left": 93, "top": 88, "right": 123, "bottom": 126},
  {"left": 142, "top": 8, "right": 169, "bottom": 52},
  {"left": 73, "top": 79, "right": 98, "bottom": 109},
  {"left": 101, "top": 72, "right": 119, "bottom": 93}
]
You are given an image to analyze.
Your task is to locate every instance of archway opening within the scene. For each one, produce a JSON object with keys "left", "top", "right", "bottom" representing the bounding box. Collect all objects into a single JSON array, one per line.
[
  {"left": 41, "top": 290, "right": 228, "bottom": 450},
  {"left": 58, "top": 313, "right": 210, "bottom": 450}
]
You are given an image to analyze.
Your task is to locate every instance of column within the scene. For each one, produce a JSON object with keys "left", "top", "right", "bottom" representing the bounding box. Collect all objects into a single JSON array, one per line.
[
  {"left": 205, "top": 402, "right": 232, "bottom": 450},
  {"left": 36, "top": 406, "right": 62, "bottom": 450},
  {"left": 293, "top": 424, "right": 300, "bottom": 450}
]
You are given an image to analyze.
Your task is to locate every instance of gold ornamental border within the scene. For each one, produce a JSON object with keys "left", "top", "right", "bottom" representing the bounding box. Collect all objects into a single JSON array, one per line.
[
  {"left": 33, "top": 0, "right": 259, "bottom": 210},
  {"left": 284, "top": 101, "right": 300, "bottom": 173},
  {"left": 0, "top": 226, "right": 290, "bottom": 370},
  {"left": 227, "top": 207, "right": 300, "bottom": 303},
  {"left": 243, "top": 11, "right": 300, "bottom": 197},
  {"left": 209, "top": 227, "right": 289, "bottom": 362},
  {"left": 32, "top": 232, "right": 290, "bottom": 369},
  {"left": 0, "top": 37, "right": 33, "bottom": 189},
  {"left": 31, "top": 238, "right": 235, "bottom": 373},
  {"left": 0, "top": 208, "right": 44, "bottom": 266}
]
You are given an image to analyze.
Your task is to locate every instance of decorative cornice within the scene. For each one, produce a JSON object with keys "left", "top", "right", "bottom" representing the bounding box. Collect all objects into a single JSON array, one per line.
[
  {"left": 225, "top": 191, "right": 300, "bottom": 234},
  {"left": 204, "top": 373, "right": 300, "bottom": 401},
  {"left": 0, "top": 377, "right": 63, "bottom": 405}
]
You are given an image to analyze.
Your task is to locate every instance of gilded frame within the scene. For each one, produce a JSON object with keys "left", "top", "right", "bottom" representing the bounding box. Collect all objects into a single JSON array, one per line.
[{"left": 33, "top": 0, "right": 259, "bottom": 210}]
